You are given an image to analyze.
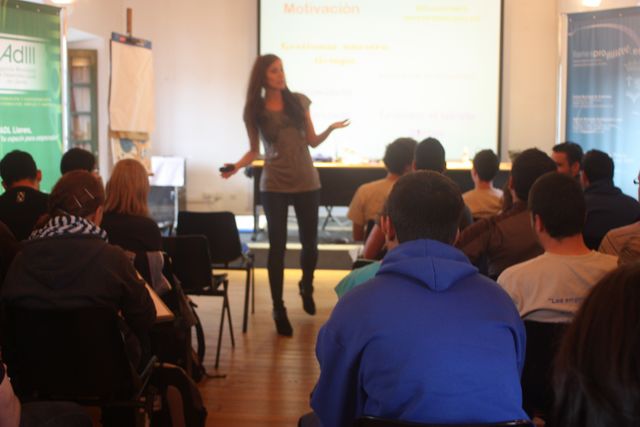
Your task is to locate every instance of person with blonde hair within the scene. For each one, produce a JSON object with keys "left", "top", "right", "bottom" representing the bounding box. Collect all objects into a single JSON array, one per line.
[{"left": 101, "top": 159, "right": 163, "bottom": 281}]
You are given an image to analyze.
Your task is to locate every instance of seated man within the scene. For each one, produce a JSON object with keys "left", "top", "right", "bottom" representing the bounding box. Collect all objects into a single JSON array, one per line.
[
  {"left": 361, "top": 137, "right": 472, "bottom": 259},
  {"left": 599, "top": 168, "right": 640, "bottom": 264},
  {"left": 311, "top": 171, "right": 528, "bottom": 426},
  {"left": 551, "top": 141, "right": 583, "bottom": 180},
  {"left": 347, "top": 138, "right": 416, "bottom": 241},
  {"left": 498, "top": 172, "right": 618, "bottom": 322},
  {"left": 581, "top": 149, "right": 640, "bottom": 249},
  {"left": 456, "top": 148, "right": 556, "bottom": 278},
  {"left": 463, "top": 149, "right": 503, "bottom": 220},
  {"left": 60, "top": 147, "right": 97, "bottom": 175},
  {"left": 0, "top": 151, "right": 48, "bottom": 241}
]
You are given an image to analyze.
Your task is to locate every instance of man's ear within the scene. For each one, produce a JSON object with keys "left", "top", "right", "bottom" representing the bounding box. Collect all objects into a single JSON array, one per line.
[
  {"left": 570, "top": 162, "right": 581, "bottom": 179},
  {"left": 380, "top": 215, "right": 396, "bottom": 242},
  {"left": 532, "top": 213, "right": 545, "bottom": 234},
  {"left": 35, "top": 170, "right": 42, "bottom": 183}
]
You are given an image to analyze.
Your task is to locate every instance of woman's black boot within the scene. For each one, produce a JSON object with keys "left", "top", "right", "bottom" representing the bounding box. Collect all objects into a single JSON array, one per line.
[
  {"left": 273, "top": 307, "right": 293, "bottom": 336},
  {"left": 299, "top": 281, "right": 316, "bottom": 315}
]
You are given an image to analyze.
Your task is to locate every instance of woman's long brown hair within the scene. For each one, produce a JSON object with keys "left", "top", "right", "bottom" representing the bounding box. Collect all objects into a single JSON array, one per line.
[{"left": 243, "top": 54, "right": 306, "bottom": 134}]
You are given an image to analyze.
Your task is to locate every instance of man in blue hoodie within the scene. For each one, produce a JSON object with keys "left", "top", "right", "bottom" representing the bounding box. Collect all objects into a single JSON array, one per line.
[{"left": 309, "top": 171, "right": 528, "bottom": 426}]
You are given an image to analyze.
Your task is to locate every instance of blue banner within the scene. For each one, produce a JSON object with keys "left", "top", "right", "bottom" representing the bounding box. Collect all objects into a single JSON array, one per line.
[{"left": 566, "top": 7, "right": 640, "bottom": 197}]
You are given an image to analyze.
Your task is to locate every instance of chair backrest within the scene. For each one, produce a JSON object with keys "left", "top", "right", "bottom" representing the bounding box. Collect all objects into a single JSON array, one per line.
[
  {"left": 162, "top": 235, "right": 215, "bottom": 293},
  {"left": 521, "top": 320, "right": 568, "bottom": 417},
  {"left": 176, "top": 211, "right": 243, "bottom": 264},
  {"left": 1, "top": 306, "right": 136, "bottom": 402},
  {"left": 354, "top": 417, "right": 534, "bottom": 427}
]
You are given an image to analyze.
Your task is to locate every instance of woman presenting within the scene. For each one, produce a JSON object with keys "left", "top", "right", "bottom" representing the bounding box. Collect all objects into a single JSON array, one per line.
[{"left": 222, "top": 54, "right": 348, "bottom": 336}]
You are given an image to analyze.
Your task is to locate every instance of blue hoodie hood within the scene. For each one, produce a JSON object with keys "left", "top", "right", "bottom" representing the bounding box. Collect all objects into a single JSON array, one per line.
[{"left": 377, "top": 239, "right": 477, "bottom": 292}]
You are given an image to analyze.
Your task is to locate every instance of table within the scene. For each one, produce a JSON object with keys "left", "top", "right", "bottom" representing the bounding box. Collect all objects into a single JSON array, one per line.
[{"left": 248, "top": 161, "right": 511, "bottom": 238}]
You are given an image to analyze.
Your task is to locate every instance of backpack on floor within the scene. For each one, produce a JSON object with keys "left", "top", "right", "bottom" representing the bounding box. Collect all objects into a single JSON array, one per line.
[{"left": 150, "top": 363, "right": 207, "bottom": 427}]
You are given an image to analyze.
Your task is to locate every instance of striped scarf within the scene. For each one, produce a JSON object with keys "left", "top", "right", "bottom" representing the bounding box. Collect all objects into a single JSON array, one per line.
[{"left": 29, "top": 215, "right": 108, "bottom": 241}]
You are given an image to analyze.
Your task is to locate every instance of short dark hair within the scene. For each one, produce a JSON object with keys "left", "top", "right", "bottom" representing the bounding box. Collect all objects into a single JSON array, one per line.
[
  {"left": 582, "top": 149, "right": 614, "bottom": 183},
  {"left": 552, "top": 142, "right": 583, "bottom": 166},
  {"left": 414, "top": 137, "right": 446, "bottom": 172},
  {"left": 473, "top": 149, "right": 500, "bottom": 182},
  {"left": 529, "top": 172, "right": 585, "bottom": 238},
  {"left": 511, "top": 148, "right": 556, "bottom": 202},
  {"left": 60, "top": 147, "right": 96, "bottom": 174},
  {"left": 383, "top": 138, "right": 417, "bottom": 175},
  {"left": 554, "top": 263, "right": 640, "bottom": 426},
  {"left": 0, "top": 150, "right": 38, "bottom": 186},
  {"left": 386, "top": 170, "right": 463, "bottom": 244}
]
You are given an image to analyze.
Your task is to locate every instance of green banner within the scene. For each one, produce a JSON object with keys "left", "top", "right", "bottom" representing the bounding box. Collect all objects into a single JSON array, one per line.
[{"left": 0, "top": 0, "right": 62, "bottom": 192}]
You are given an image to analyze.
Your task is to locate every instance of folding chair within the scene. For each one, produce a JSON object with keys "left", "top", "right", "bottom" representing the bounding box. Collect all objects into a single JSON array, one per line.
[
  {"left": 1, "top": 306, "right": 157, "bottom": 426},
  {"left": 177, "top": 211, "right": 255, "bottom": 333},
  {"left": 521, "top": 320, "right": 568, "bottom": 421},
  {"left": 162, "top": 234, "right": 235, "bottom": 369}
]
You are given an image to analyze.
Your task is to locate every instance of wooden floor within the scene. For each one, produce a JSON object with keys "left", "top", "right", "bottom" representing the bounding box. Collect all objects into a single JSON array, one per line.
[{"left": 194, "top": 268, "right": 345, "bottom": 427}]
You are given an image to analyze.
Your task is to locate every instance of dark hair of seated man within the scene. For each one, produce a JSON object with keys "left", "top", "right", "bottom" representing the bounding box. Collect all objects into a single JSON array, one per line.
[
  {"left": 0, "top": 150, "right": 39, "bottom": 188},
  {"left": 383, "top": 137, "right": 417, "bottom": 175},
  {"left": 473, "top": 149, "right": 500, "bottom": 182},
  {"left": 552, "top": 141, "right": 583, "bottom": 178},
  {"left": 414, "top": 137, "right": 446, "bottom": 172},
  {"left": 60, "top": 147, "right": 96, "bottom": 175},
  {"left": 386, "top": 170, "right": 463, "bottom": 244},
  {"left": 581, "top": 149, "right": 614, "bottom": 185},
  {"left": 511, "top": 148, "right": 558, "bottom": 202},
  {"left": 529, "top": 171, "right": 586, "bottom": 239}
]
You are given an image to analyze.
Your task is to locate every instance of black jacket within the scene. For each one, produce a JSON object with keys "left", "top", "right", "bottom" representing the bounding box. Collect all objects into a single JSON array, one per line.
[
  {"left": 1, "top": 234, "right": 156, "bottom": 363},
  {"left": 584, "top": 180, "right": 640, "bottom": 250}
]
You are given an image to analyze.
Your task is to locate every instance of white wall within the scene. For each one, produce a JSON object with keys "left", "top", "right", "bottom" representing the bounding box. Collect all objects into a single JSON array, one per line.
[
  {"left": 62, "top": 0, "right": 566, "bottom": 214},
  {"left": 65, "top": 0, "right": 125, "bottom": 176},
  {"left": 119, "top": 0, "right": 257, "bottom": 213},
  {"left": 501, "top": 0, "right": 559, "bottom": 159}
]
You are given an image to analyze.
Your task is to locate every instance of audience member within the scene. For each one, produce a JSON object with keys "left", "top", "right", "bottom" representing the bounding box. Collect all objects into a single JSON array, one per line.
[
  {"left": 581, "top": 149, "right": 640, "bottom": 249},
  {"left": 497, "top": 172, "right": 617, "bottom": 322},
  {"left": 551, "top": 141, "right": 583, "bottom": 179},
  {"left": 60, "top": 147, "right": 96, "bottom": 175},
  {"left": 0, "top": 150, "right": 48, "bottom": 241},
  {"left": 553, "top": 263, "right": 640, "bottom": 427},
  {"left": 361, "top": 137, "right": 472, "bottom": 259},
  {"left": 1, "top": 170, "right": 156, "bottom": 369},
  {"left": 308, "top": 171, "right": 528, "bottom": 426},
  {"left": 0, "top": 221, "right": 19, "bottom": 285},
  {"left": 101, "top": 159, "right": 162, "bottom": 285},
  {"left": 463, "top": 149, "right": 503, "bottom": 219},
  {"left": 599, "top": 169, "right": 640, "bottom": 264},
  {"left": 347, "top": 138, "right": 416, "bottom": 241},
  {"left": 456, "top": 148, "right": 556, "bottom": 277}
]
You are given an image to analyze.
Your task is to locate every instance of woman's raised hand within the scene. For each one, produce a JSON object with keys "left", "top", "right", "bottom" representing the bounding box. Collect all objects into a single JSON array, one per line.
[{"left": 330, "top": 119, "right": 351, "bottom": 131}]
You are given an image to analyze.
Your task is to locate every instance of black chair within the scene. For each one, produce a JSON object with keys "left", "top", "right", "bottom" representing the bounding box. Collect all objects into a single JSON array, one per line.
[
  {"left": 162, "top": 234, "right": 235, "bottom": 369},
  {"left": 1, "top": 306, "right": 156, "bottom": 426},
  {"left": 521, "top": 320, "right": 567, "bottom": 422},
  {"left": 354, "top": 417, "right": 534, "bottom": 427},
  {"left": 176, "top": 211, "right": 255, "bottom": 333}
]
